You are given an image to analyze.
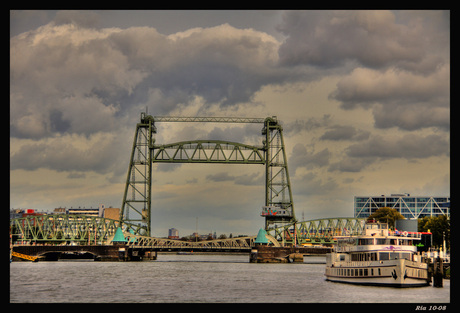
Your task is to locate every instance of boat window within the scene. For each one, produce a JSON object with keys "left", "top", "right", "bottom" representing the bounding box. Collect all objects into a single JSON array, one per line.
[
  {"left": 400, "top": 253, "right": 411, "bottom": 260},
  {"left": 400, "top": 239, "right": 413, "bottom": 246},
  {"left": 355, "top": 269, "right": 358, "bottom": 276},
  {"left": 379, "top": 252, "right": 390, "bottom": 260},
  {"left": 358, "top": 238, "right": 374, "bottom": 245},
  {"left": 376, "top": 239, "right": 386, "bottom": 245},
  {"left": 359, "top": 269, "right": 363, "bottom": 276},
  {"left": 367, "top": 224, "right": 379, "bottom": 230},
  {"left": 340, "top": 254, "right": 345, "bottom": 261},
  {"left": 364, "top": 252, "right": 376, "bottom": 261}
]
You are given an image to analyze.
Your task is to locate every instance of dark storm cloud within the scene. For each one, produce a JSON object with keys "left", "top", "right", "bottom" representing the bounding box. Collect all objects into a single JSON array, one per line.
[
  {"left": 277, "top": 10, "right": 449, "bottom": 132},
  {"left": 330, "top": 66, "right": 449, "bottom": 131},
  {"left": 10, "top": 21, "right": 282, "bottom": 141},
  {"left": 328, "top": 133, "right": 449, "bottom": 173},
  {"left": 277, "top": 10, "right": 444, "bottom": 71},
  {"left": 54, "top": 10, "right": 101, "bottom": 28},
  {"left": 328, "top": 157, "right": 376, "bottom": 173},
  {"left": 206, "top": 172, "right": 262, "bottom": 186},
  {"left": 10, "top": 10, "right": 449, "bottom": 179},
  {"left": 292, "top": 172, "right": 339, "bottom": 196},
  {"left": 346, "top": 133, "right": 449, "bottom": 159},
  {"left": 105, "top": 23, "right": 286, "bottom": 107},
  {"left": 320, "top": 125, "right": 370, "bottom": 141},
  {"left": 10, "top": 133, "right": 124, "bottom": 173},
  {"left": 372, "top": 103, "right": 450, "bottom": 131},
  {"left": 284, "top": 115, "right": 332, "bottom": 135},
  {"left": 289, "top": 144, "right": 331, "bottom": 174}
]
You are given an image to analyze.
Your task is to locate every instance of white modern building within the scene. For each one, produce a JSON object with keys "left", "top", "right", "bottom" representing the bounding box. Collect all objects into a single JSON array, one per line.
[{"left": 354, "top": 194, "right": 450, "bottom": 219}]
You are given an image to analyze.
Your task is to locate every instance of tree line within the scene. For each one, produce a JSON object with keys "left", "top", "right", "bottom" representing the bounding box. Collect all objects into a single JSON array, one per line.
[{"left": 368, "top": 207, "right": 450, "bottom": 250}]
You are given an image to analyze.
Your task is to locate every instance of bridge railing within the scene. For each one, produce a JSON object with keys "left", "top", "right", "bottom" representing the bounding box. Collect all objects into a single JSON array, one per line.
[
  {"left": 10, "top": 215, "right": 129, "bottom": 244},
  {"left": 11, "top": 215, "right": 366, "bottom": 248},
  {"left": 124, "top": 232, "right": 254, "bottom": 250},
  {"left": 268, "top": 218, "right": 366, "bottom": 244}
]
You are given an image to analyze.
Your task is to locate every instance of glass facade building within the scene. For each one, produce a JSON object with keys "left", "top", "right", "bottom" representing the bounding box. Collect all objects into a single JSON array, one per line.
[{"left": 354, "top": 194, "right": 450, "bottom": 219}]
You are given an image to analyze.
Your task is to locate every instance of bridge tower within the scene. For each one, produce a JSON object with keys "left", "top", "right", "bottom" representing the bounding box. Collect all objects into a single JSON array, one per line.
[
  {"left": 120, "top": 113, "right": 296, "bottom": 236},
  {"left": 262, "top": 117, "right": 296, "bottom": 229},
  {"left": 120, "top": 113, "right": 155, "bottom": 236}
]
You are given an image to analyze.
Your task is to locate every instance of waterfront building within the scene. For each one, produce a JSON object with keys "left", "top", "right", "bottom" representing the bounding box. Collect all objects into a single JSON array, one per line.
[
  {"left": 68, "top": 207, "right": 101, "bottom": 217},
  {"left": 10, "top": 205, "right": 119, "bottom": 219},
  {"left": 168, "top": 228, "right": 179, "bottom": 239},
  {"left": 354, "top": 194, "right": 450, "bottom": 219},
  {"left": 10, "top": 209, "right": 44, "bottom": 218},
  {"left": 103, "top": 207, "right": 120, "bottom": 220}
]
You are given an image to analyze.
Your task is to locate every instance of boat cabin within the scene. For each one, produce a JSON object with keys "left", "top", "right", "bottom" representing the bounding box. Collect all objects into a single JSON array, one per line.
[
  {"left": 364, "top": 221, "right": 389, "bottom": 236},
  {"left": 332, "top": 221, "right": 420, "bottom": 263}
]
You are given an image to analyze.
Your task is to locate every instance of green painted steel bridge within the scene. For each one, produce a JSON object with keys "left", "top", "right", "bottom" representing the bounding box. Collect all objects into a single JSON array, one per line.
[
  {"left": 10, "top": 214, "right": 365, "bottom": 248},
  {"left": 10, "top": 113, "right": 365, "bottom": 248}
]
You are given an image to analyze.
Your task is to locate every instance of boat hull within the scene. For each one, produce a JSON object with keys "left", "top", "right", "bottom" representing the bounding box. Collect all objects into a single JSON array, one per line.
[
  {"left": 325, "top": 259, "right": 430, "bottom": 287},
  {"left": 325, "top": 276, "right": 430, "bottom": 288}
]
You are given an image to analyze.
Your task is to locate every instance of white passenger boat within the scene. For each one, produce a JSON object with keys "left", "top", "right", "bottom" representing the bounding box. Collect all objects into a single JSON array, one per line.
[{"left": 325, "top": 220, "right": 430, "bottom": 287}]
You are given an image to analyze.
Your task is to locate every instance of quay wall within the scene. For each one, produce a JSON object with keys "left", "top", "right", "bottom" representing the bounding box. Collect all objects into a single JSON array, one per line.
[
  {"left": 250, "top": 245, "right": 331, "bottom": 263},
  {"left": 11, "top": 245, "right": 157, "bottom": 261}
]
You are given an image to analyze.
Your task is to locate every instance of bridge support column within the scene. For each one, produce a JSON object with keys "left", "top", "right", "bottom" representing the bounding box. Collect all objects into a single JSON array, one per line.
[{"left": 249, "top": 245, "right": 331, "bottom": 263}]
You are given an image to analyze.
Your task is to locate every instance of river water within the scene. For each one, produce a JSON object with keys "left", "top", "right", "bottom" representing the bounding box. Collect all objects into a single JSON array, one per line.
[{"left": 10, "top": 254, "right": 450, "bottom": 304}]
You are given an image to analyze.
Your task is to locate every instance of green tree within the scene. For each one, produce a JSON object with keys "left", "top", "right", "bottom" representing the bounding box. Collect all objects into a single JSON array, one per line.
[
  {"left": 418, "top": 215, "right": 450, "bottom": 250},
  {"left": 368, "top": 207, "right": 405, "bottom": 229}
]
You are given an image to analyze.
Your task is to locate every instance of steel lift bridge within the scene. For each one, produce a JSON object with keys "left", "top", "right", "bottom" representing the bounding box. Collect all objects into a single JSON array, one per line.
[
  {"left": 119, "top": 112, "right": 365, "bottom": 245},
  {"left": 121, "top": 113, "right": 294, "bottom": 235},
  {"left": 10, "top": 112, "right": 365, "bottom": 250}
]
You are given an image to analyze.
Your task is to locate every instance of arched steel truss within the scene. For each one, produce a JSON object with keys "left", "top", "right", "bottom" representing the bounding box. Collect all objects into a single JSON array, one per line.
[
  {"left": 153, "top": 140, "right": 265, "bottom": 164},
  {"left": 10, "top": 215, "right": 134, "bottom": 244},
  {"left": 123, "top": 232, "right": 255, "bottom": 250},
  {"left": 9, "top": 214, "right": 256, "bottom": 250},
  {"left": 268, "top": 217, "right": 366, "bottom": 244},
  {"left": 10, "top": 215, "right": 365, "bottom": 247}
]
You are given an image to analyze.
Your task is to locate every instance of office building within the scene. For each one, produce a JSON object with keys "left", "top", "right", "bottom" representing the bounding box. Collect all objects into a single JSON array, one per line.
[
  {"left": 168, "top": 228, "right": 179, "bottom": 239},
  {"left": 354, "top": 194, "right": 450, "bottom": 219}
]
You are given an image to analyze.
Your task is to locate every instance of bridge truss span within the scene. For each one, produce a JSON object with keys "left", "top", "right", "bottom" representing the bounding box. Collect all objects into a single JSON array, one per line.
[
  {"left": 153, "top": 140, "right": 265, "bottom": 164},
  {"left": 10, "top": 215, "right": 366, "bottom": 248},
  {"left": 268, "top": 217, "right": 366, "bottom": 245},
  {"left": 10, "top": 215, "right": 124, "bottom": 244},
  {"left": 123, "top": 232, "right": 255, "bottom": 251}
]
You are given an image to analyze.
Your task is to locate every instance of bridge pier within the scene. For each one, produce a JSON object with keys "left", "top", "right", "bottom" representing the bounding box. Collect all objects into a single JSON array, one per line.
[
  {"left": 11, "top": 245, "right": 158, "bottom": 262},
  {"left": 125, "top": 248, "right": 157, "bottom": 261},
  {"left": 249, "top": 245, "right": 331, "bottom": 263}
]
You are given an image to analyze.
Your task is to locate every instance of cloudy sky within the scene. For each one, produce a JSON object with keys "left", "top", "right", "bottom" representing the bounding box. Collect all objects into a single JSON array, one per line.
[{"left": 10, "top": 10, "right": 450, "bottom": 237}]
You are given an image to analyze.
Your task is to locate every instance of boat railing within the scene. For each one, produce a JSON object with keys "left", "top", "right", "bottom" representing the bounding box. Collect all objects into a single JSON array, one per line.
[{"left": 389, "top": 230, "right": 422, "bottom": 239}]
